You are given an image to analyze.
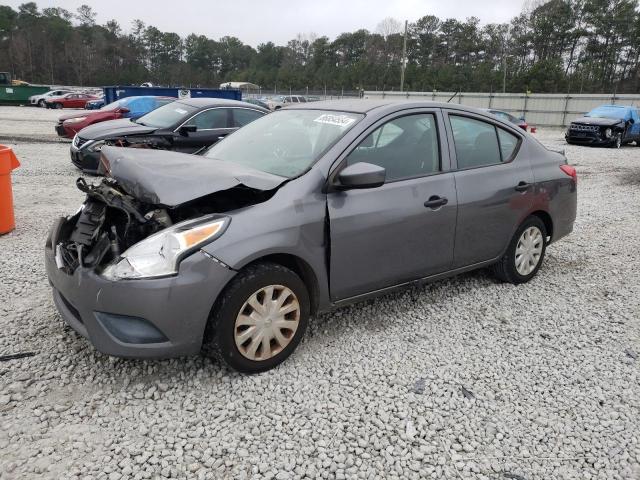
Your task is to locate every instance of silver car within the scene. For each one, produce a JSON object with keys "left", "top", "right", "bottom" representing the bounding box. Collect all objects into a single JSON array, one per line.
[{"left": 45, "top": 100, "right": 577, "bottom": 373}]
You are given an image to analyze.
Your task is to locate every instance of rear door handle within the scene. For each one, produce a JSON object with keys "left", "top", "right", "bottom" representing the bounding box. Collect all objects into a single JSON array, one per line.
[
  {"left": 424, "top": 196, "right": 448, "bottom": 209},
  {"left": 515, "top": 181, "right": 531, "bottom": 192}
]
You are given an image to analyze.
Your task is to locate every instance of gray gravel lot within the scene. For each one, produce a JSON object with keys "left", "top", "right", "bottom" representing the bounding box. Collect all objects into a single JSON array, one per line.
[{"left": 0, "top": 105, "right": 639, "bottom": 480}]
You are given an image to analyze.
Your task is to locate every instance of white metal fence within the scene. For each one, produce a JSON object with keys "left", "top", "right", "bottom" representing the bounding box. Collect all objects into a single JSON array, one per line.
[{"left": 363, "top": 91, "right": 640, "bottom": 127}]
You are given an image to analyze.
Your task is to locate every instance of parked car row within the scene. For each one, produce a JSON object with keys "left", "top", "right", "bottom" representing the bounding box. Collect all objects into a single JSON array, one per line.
[
  {"left": 55, "top": 96, "right": 175, "bottom": 139},
  {"left": 46, "top": 99, "right": 577, "bottom": 373},
  {"left": 28, "top": 89, "right": 102, "bottom": 108},
  {"left": 65, "top": 98, "right": 268, "bottom": 173}
]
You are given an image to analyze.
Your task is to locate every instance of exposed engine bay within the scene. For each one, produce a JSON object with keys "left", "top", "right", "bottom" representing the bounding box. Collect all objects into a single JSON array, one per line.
[
  {"left": 53, "top": 146, "right": 287, "bottom": 274},
  {"left": 106, "top": 135, "right": 173, "bottom": 150},
  {"left": 54, "top": 177, "right": 276, "bottom": 274}
]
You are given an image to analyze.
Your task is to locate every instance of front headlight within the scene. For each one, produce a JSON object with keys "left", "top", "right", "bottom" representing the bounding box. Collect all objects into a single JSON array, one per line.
[
  {"left": 87, "top": 140, "right": 105, "bottom": 152},
  {"left": 102, "top": 215, "right": 229, "bottom": 280},
  {"left": 65, "top": 116, "right": 87, "bottom": 124},
  {"left": 605, "top": 128, "right": 613, "bottom": 138}
]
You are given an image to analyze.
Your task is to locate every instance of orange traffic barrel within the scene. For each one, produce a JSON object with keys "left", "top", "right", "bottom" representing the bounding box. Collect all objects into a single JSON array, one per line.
[{"left": 0, "top": 145, "right": 20, "bottom": 235}]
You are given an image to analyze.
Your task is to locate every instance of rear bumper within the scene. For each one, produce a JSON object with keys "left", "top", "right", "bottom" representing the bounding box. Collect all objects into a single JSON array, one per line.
[{"left": 45, "top": 229, "right": 236, "bottom": 359}]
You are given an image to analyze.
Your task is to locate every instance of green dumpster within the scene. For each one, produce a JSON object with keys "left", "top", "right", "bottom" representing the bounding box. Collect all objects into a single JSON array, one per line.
[{"left": 0, "top": 85, "right": 51, "bottom": 106}]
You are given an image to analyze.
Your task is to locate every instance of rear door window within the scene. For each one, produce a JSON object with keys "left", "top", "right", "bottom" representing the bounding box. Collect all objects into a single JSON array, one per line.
[
  {"left": 497, "top": 128, "right": 519, "bottom": 161},
  {"left": 185, "top": 108, "right": 229, "bottom": 130},
  {"left": 450, "top": 115, "right": 520, "bottom": 169}
]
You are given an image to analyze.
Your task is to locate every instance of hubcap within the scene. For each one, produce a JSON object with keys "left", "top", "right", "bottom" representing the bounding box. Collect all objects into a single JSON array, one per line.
[
  {"left": 515, "top": 226, "right": 543, "bottom": 276},
  {"left": 234, "top": 285, "right": 300, "bottom": 361}
]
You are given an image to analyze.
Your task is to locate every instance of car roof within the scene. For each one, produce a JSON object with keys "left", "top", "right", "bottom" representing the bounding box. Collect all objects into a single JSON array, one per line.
[
  {"left": 176, "top": 97, "right": 268, "bottom": 110},
  {"left": 592, "top": 104, "right": 633, "bottom": 110},
  {"left": 285, "top": 99, "right": 503, "bottom": 117}
]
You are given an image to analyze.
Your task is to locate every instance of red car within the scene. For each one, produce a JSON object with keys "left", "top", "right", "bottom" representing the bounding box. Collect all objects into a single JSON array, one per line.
[
  {"left": 55, "top": 96, "right": 176, "bottom": 138},
  {"left": 45, "top": 93, "right": 100, "bottom": 109}
]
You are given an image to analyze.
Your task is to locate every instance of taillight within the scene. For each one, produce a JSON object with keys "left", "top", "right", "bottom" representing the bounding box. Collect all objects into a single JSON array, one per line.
[{"left": 560, "top": 164, "right": 577, "bottom": 183}]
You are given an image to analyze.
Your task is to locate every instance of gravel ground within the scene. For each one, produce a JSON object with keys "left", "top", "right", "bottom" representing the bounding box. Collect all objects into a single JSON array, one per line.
[{"left": 0, "top": 106, "right": 639, "bottom": 480}]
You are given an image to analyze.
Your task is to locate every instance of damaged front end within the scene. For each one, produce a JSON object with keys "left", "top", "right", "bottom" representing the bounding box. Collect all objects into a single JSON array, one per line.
[
  {"left": 53, "top": 146, "right": 286, "bottom": 278},
  {"left": 54, "top": 178, "right": 175, "bottom": 274}
]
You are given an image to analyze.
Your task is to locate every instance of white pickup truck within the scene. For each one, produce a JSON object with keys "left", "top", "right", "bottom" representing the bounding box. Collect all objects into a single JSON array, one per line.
[{"left": 266, "top": 95, "right": 307, "bottom": 110}]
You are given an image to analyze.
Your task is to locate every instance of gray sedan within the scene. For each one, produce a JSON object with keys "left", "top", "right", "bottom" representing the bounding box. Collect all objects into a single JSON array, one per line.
[{"left": 45, "top": 100, "right": 577, "bottom": 373}]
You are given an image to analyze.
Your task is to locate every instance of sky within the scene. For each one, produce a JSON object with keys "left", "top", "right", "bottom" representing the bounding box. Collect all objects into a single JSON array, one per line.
[{"left": 4, "top": 0, "right": 528, "bottom": 46}]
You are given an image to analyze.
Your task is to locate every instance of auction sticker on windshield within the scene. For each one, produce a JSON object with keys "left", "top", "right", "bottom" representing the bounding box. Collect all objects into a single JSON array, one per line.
[
  {"left": 175, "top": 108, "right": 188, "bottom": 115},
  {"left": 314, "top": 114, "right": 356, "bottom": 127}
]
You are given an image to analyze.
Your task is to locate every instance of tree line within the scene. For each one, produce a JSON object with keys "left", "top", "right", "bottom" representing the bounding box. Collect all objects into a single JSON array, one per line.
[{"left": 1, "top": 1, "right": 639, "bottom": 94}]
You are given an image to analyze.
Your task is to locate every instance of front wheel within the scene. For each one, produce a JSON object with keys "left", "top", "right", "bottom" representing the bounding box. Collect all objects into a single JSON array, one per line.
[
  {"left": 54, "top": 103, "right": 63, "bottom": 109},
  {"left": 38, "top": 99, "right": 46, "bottom": 107},
  {"left": 492, "top": 216, "right": 547, "bottom": 284},
  {"left": 203, "top": 262, "right": 310, "bottom": 373},
  {"left": 612, "top": 133, "right": 622, "bottom": 149}
]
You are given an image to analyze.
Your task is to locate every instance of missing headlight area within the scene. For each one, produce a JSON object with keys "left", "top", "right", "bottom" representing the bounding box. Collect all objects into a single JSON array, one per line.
[{"left": 53, "top": 176, "right": 277, "bottom": 274}]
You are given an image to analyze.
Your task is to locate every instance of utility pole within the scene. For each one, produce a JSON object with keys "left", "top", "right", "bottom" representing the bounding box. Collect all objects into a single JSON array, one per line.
[
  {"left": 502, "top": 55, "right": 507, "bottom": 93},
  {"left": 400, "top": 20, "right": 408, "bottom": 92}
]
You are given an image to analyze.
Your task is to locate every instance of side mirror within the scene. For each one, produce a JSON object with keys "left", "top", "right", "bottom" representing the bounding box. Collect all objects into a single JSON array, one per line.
[
  {"left": 336, "top": 162, "right": 386, "bottom": 190},
  {"left": 179, "top": 125, "right": 197, "bottom": 136},
  {"left": 629, "top": 118, "right": 634, "bottom": 124},
  {"left": 118, "top": 107, "right": 130, "bottom": 114}
]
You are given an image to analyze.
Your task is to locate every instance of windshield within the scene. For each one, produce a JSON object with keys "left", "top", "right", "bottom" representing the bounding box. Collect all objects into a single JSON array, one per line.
[
  {"left": 204, "top": 110, "right": 364, "bottom": 178},
  {"left": 135, "top": 102, "right": 197, "bottom": 128},
  {"left": 586, "top": 106, "right": 628, "bottom": 120}
]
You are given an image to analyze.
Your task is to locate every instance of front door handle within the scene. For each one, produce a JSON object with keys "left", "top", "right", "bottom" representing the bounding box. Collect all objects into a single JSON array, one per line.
[
  {"left": 515, "top": 181, "right": 531, "bottom": 192},
  {"left": 424, "top": 196, "right": 448, "bottom": 209}
]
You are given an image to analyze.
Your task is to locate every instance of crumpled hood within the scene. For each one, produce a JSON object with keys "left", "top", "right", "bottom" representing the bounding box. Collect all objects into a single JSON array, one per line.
[
  {"left": 77, "top": 118, "right": 157, "bottom": 140},
  {"left": 571, "top": 116, "right": 623, "bottom": 127},
  {"left": 99, "top": 146, "right": 286, "bottom": 207}
]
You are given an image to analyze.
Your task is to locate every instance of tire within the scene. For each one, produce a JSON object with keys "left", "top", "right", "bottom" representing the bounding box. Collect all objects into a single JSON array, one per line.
[
  {"left": 38, "top": 99, "right": 46, "bottom": 108},
  {"left": 612, "top": 133, "right": 622, "bottom": 148},
  {"left": 203, "top": 262, "right": 310, "bottom": 373},
  {"left": 54, "top": 103, "right": 63, "bottom": 110},
  {"left": 492, "top": 216, "right": 547, "bottom": 284}
]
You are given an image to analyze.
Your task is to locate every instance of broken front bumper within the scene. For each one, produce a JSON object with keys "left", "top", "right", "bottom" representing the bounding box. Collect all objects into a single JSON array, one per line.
[
  {"left": 45, "top": 221, "right": 236, "bottom": 359},
  {"left": 565, "top": 132, "right": 613, "bottom": 146},
  {"left": 70, "top": 144, "right": 101, "bottom": 173}
]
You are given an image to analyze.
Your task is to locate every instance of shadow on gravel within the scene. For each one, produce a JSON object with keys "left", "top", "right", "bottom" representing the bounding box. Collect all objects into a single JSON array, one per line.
[
  {"left": 619, "top": 169, "right": 640, "bottom": 186},
  {"left": 51, "top": 266, "right": 499, "bottom": 381},
  {"left": 310, "top": 267, "right": 494, "bottom": 334}
]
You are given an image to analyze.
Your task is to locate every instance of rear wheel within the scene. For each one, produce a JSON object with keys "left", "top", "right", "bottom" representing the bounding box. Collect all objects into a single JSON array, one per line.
[
  {"left": 203, "top": 262, "right": 310, "bottom": 373},
  {"left": 492, "top": 216, "right": 547, "bottom": 284},
  {"left": 54, "top": 103, "right": 63, "bottom": 109},
  {"left": 38, "top": 99, "right": 46, "bottom": 107}
]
